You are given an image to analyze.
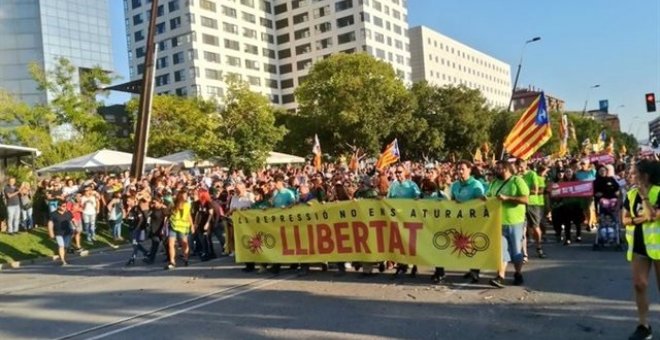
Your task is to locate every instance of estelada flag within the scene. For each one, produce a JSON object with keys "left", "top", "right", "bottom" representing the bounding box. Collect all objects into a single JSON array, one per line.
[
  {"left": 348, "top": 151, "right": 359, "bottom": 172},
  {"left": 504, "top": 92, "right": 552, "bottom": 160},
  {"left": 312, "top": 134, "right": 322, "bottom": 171},
  {"left": 375, "top": 139, "right": 400, "bottom": 170}
]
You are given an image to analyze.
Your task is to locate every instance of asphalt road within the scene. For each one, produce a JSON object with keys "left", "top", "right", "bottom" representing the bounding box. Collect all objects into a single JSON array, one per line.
[{"left": 0, "top": 232, "right": 657, "bottom": 340}]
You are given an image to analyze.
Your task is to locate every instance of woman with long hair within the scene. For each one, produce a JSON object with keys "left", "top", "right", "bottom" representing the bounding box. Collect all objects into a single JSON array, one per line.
[
  {"left": 166, "top": 191, "right": 194, "bottom": 269},
  {"left": 194, "top": 189, "right": 214, "bottom": 261},
  {"left": 623, "top": 159, "right": 660, "bottom": 340},
  {"left": 18, "top": 182, "right": 33, "bottom": 231}
]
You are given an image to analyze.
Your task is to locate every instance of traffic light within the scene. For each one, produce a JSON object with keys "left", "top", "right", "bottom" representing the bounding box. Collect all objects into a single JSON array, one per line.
[{"left": 647, "top": 93, "right": 656, "bottom": 112}]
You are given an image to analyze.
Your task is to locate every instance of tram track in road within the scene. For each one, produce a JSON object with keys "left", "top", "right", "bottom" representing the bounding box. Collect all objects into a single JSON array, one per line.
[{"left": 54, "top": 274, "right": 294, "bottom": 340}]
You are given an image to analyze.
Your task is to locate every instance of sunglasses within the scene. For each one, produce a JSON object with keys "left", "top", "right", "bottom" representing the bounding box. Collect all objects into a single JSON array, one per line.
[{"left": 395, "top": 171, "right": 403, "bottom": 174}]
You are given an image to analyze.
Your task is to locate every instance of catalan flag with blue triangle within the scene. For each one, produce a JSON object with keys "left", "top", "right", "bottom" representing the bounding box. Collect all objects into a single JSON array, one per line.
[
  {"left": 504, "top": 92, "right": 552, "bottom": 160},
  {"left": 375, "top": 139, "right": 400, "bottom": 170}
]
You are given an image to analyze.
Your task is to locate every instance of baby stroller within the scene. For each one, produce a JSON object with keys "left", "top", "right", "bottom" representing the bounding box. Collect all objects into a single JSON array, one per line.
[{"left": 593, "top": 198, "right": 624, "bottom": 251}]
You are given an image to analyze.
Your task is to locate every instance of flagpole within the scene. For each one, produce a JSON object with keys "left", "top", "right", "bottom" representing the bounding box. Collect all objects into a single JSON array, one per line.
[{"left": 130, "top": 0, "right": 159, "bottom": 178}]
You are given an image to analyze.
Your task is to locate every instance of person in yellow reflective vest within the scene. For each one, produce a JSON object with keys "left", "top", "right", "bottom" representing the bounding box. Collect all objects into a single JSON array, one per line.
[{"left": 622, "top": 159, "right": 660, "bottom": 340}]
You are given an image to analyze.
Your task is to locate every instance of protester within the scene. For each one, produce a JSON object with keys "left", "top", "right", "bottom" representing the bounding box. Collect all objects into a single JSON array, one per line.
[
  {"left": 622, "top": 159, "right": 660, "bottom": 340},
  {"left": 487, "top": 160, "right": 530, "bottom": 288},
  {"left": 5, "top": 177, "right": 20, "bottom": 235},
  {"left": 47, "top": 200, "right": 74, "bottom": 266},
  {"left": 166, "top": 191, "right": 193, "bottom": 269}
]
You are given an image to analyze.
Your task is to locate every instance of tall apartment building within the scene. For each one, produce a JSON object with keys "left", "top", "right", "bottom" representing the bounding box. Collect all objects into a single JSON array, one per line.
[
  {"left": 409, "top": 25, "right": 511, "bottom": 108},
  {"left": 0, "top": 0, "right": 113, "bottom": 104},
  {"left": 124, "top": 0, "right": 410, "bottom": 109}
]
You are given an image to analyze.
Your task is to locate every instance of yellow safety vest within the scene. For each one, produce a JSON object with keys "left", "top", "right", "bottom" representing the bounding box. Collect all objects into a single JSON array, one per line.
[{"left": 625, "top": 185, "right": 660, "bottom": 261}]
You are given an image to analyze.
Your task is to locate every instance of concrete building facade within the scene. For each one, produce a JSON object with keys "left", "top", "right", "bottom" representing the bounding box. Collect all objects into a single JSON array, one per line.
[
  {"left": 124, "top": 0, "right": 410, "bottom": 109},
  {"left": 0, "top": 0, "right": 113, "bottom": 104},
  {"left": 409, "top": 25, "right": 511, "bottom": 108}
]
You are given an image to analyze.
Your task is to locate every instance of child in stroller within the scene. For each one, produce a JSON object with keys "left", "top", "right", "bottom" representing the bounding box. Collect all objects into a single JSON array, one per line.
[{"left": 593, "top": 198, "right": 623, "bottom": 250}]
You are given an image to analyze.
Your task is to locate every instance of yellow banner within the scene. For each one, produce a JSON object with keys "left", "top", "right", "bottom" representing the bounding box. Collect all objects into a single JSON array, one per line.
[{"left": 233, "top": 198, "right": 502, "bottom": 270}]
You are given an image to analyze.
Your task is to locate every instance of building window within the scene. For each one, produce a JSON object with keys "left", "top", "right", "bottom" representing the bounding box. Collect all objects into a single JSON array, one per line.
[
  {"left": 199, "top": 0, "right": 216, "bottom": 12},
  {"left": 313, "top": 5, "right": 330, "bottom": 19},
  {"left": 294, "top": 28, "right": 310, "bottom": 40},
  {"left": 337, "top": 32, "right": 356, "bottom": 44},
  {"left": 168, "top": 0, "right": 180, "bottom": 12},
  {"left": 359, "top": 11, "right": 370, "bottom": 22},
  {"left": 264, "top": 63, "right": 277, "bottom": 74},
  {"left": 373, "top": 16, "right": 383, "bottom": 27},
  {"left": 205, "top": 69, "right": 222, "bottom": 80},
  {"left": 155, "top": 74, "right": 170, "bottom": 86},
  {"left": 204, "top": 51, "right": 221, "bottom": 63},
  {"left": 336, "top": 15, "right": 354, "bottom": 28},
  {"left": 243, "top": 27, "right": 257, "bottom": 38},
  {"left": 274, "top": 3, "right": 287, "bottom": 14},
  {"left": 202, "top": 34, "right": 219, "bottom": 46},
  {"left": 242, "top": 11, "right": 256, "bottom": 23},
  {"left": 316, "top": 37, "right": 332, "bottom": 50},
  {"left": 277, "top": 33, "right": 290, "bottom": 44},
  {"left": 134, "top": 30, "right": 145, "bottom": 42},
  {"left": 248, "top": 76, "right": 261, "bottom": 86},
  {"left": 174, "top": 69, "right": 186, "bottom": 82},
  {"left": 223, "top": 22, "right": 238, "bottom": 34},
  {"left": 295, "top": 43, "right": 311, "bottom": 55},
  {"left": 292, "top": 0, "right": 307, "bottom": 9},
  {"left": 262, "top": 48, "right": 275, "bottom": 59},
  {"left": 374, "top": 32, "right": 384, "bottom": 43},
  {"left": 281, "top": 78, "right": 294, "bottom": 89},
  {"left": 293, "top": 13, "right": 309, "bottom": 25},
  {"left": 296, "top": 59, "right": 312, "bottom": 71},
  {"left": 282, "top": 94, "right": 295, "bottom": 104},
  {"left": 335, "top": 0, "right": 353, "bottom": 12},
  {"left": 244, "top": 44, "right": 258, "bottom": 55},
  {"left": 315, "top": 22, "right": 331, "bottom": 34},
  {"left": 241, "top": 0, "right": 255, "bottom": 7},
  {"left": 278, "top": 48, "right": 292, "bottom": 59},
  {"left": 136, "top": 47, "right": 145, "bottom": 58},
  {"left": 224, "top": 39, "right": 240, "bottom": 51},
  {"left": 279, "top": 64, "right": 292, "bottom": 74},
  {"left": 207, "top": 86, "right": 223, "bottom": 97},
  {"left": 172, "top": 51, "right": 184, "bottom": 64},
  {"left": 260, "top": 17, "right": 273, "bottom": 28},
  {"left": 267, "top": 79, "right": 278, "bottom": 89},
  {"left": 156, "top": 22, "right": 166, "bottom": 35},
  {"left": 261, "top": 33, "right": 274, "bottom": 43},
  {"left": 221, "top": 6, "right": 237, "bottom": 17},
  {"left": 133, "top": 14, "right": 143, "bottom": 25},
  {"left": 245, "top": 59, "right": 260, "bottom": 70},
  {"left": 226, "top": 56, "right": 241, "bottom": 67},
  {"left": 275, "top": 18, "right": 289, "bottom": 29},
  {"left": 260, "top": 1, "right": 272, "bottom": 13},
  {"left": 157, "top": 57, "right": 169, "bottom": 69},
  {"left": 170, "top": 17, "right": 182, "bottom": 30},
  {"left": 200, "top": 16, "right": 217, "bottom": 28}
]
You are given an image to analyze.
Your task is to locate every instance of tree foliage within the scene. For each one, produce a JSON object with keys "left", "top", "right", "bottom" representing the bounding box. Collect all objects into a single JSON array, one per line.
[{"left": 288, "top": 53, "right": 414, "bottom": 156}]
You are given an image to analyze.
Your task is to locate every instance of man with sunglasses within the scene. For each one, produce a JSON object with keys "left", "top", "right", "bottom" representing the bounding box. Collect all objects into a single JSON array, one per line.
[{"left": 48, "top": 200, "right": 74, "bottom": 266}]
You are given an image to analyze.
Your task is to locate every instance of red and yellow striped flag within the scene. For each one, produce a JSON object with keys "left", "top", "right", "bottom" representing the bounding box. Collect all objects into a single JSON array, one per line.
[
  {"left": 504, "top": 92, "right": 553, "bottom": 160},
  {"left": 375, "top": 139, "right": 400, "bottom": 170}
]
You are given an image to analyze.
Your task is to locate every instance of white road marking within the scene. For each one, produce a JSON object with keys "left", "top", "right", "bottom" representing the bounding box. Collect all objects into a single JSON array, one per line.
[{"left": 54, "top": 275, "right": 292, "bottom": 340}]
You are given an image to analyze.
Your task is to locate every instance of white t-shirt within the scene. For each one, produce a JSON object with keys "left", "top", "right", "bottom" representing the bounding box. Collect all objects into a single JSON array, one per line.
[
  {"left": 229, "top": 193, "right": 255, "bottom": 212},
  {"left": 81, "top": 196, "right": 97, "bottom": 215}
]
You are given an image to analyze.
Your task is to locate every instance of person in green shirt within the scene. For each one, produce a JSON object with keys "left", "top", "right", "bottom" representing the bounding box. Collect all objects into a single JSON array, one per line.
[
  {"left": 516, "top": 159, "right": 548, "bottom": 260},
  {"left": 487, "top": 160, "right": 530, "bottom": 288}
]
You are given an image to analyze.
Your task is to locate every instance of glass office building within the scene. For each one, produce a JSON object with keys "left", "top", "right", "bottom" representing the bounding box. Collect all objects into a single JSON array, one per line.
[{"left": 0, "top": 0, "right": 113, "bottom": 104}]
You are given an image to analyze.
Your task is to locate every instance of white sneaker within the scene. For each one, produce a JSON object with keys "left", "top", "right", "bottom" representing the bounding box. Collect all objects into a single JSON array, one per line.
[{"left": 229, "top": 252, "right": 235, "bottom": 257}]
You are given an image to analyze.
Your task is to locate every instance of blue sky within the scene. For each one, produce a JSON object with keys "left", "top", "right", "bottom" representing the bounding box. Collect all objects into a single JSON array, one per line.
[{"left": 108, "top": 0, "right": 659, "bottom": 139}]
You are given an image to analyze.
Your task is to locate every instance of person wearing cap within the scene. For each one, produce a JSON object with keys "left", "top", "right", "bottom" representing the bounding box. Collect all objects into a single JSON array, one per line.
[{"left": 48, "top": 200, "right": 74, "bottom": 266}]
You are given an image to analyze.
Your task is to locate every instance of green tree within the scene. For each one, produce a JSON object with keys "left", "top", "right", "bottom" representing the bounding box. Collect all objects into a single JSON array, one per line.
[
  {"left": 217, "top": 76, "right": 287, "bottom": 170},
  {"left": 126, "top": 95, "right": 223, "bottom": 159},
  {"left": 289, "top": 53, "right": 413, "bottom": 156}
]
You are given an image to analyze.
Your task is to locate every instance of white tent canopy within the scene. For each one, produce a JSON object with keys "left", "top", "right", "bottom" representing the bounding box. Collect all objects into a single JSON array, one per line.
[
  {"left": 37, "top": 149, "right": 172, "bottom": 173},
  {"left": 266, "top": 151, "right": 305, "bottom": 165},
  {"left": 159, "top": 150, "right": 215, "bottom": 168},
  {"left": 159, "top": 150, "right": 306, "bottom": 167}
]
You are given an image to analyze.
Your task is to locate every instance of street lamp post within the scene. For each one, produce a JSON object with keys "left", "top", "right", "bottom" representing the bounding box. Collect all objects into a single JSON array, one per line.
[
  {"left": 581, "top": 84, "right": 600, "bottom": 116},
  {"left": 508, "top": 36, "right": 541, "bottom": 112}
]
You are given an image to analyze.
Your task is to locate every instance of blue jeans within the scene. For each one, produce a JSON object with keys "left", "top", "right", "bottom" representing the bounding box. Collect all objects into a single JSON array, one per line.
[
  {"left": 20, "top": 208, "right": 33, "bottom": 230},
  {"left": 130, "top": 228, "right": 148, "bottom": 259},
  {"left": 110, "top": 220, "right": 122, "bottom": 239},
  {"left": 502, "top": 223, "right": 525, "bottom": 264},
  {"left": 6, "top": 205, "right": 20, "bottom": 233},
  {"left": 83, "top": 213, "right": 97, "bottom": 241}
]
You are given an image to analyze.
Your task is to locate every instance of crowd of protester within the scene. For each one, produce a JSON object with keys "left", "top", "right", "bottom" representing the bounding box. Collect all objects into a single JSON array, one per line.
[{"left": 3, "top": 154, "right": 660, "bottom": 339}]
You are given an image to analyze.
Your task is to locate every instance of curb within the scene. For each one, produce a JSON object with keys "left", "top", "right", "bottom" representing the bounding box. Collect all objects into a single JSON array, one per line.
[{"left": 0, "top": 243, "right": 132, "bottom": 271}]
